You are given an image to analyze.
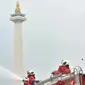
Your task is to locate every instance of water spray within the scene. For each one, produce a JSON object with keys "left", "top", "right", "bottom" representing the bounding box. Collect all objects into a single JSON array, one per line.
[{"left": 0, "top": 65, "right": 23, "bottom": 81}]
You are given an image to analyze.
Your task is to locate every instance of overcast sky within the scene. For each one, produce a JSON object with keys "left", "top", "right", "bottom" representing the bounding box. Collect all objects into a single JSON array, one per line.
[{"left": 0, "top": 0, "right": 85, "bottom": 84}]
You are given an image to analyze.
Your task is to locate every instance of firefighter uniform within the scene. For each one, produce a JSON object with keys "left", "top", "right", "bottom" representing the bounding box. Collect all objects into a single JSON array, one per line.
[{"left": 23, "top": 70, "right": 39, "bottom": 85}]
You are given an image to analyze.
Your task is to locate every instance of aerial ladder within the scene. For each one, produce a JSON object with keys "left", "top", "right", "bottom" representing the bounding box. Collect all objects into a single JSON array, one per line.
[{"left": 35, "top": 66, "right": 83, "bottom": 85}]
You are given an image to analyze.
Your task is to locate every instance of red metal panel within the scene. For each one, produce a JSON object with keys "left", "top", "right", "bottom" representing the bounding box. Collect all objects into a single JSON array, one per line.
[
  {"left": 80, "top": 75, "right": 85, "bottom": 85},
  {"left": 52, "top": 77, "right": 75, "bottom": 85},
  {"left": 52, "top": 74, "right": 85, "bottom": 85}
]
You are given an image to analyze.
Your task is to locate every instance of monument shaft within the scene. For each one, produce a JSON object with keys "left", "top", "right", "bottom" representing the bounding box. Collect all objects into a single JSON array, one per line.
[{"left": 14, "top": 22, "right": 23, "bottom": 77}]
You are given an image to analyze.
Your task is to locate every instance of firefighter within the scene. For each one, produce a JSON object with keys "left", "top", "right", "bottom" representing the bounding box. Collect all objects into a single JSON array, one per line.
[
  {"left": 23, "top": 70, "right": 39, "bottom": 85},
  {"left": 52, "top": 60, "right": 75, "bottom": 85},
  {"left": 51, "top": 60, "right": 71, "bottom": 76},
  {"left": 58, "top": 60, "right": 71, "bottom": 74}
]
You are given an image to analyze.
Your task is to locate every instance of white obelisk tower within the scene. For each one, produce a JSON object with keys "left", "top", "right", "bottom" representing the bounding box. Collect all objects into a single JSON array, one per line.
[{"left": 10, "top": 1, "right": 26, "bottom": 80}]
